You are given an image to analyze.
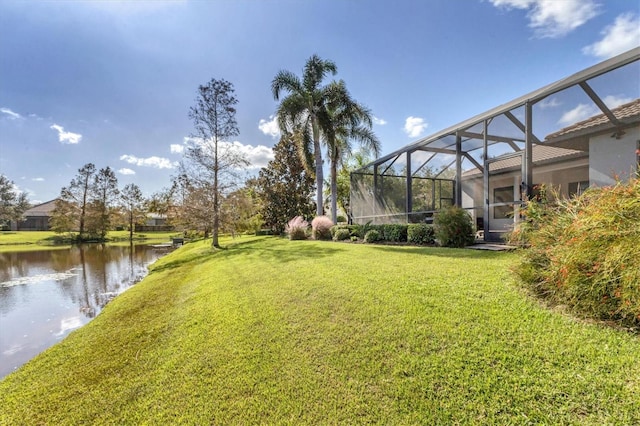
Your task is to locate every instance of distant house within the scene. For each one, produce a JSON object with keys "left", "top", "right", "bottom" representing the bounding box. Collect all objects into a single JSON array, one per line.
[{"left": 18, "top": 199, "right": 58, "bottom": 231}]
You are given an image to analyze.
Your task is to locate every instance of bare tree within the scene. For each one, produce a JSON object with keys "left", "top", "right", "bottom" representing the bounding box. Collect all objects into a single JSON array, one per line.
[
  {"left": 88, "top": 167, "right": 119, "bottom": 239},
  {"left": 186, "top": 78, "right": 248, "bottom": 247},
  {"left": 120, "top": 183, "right": 146, "bottom": 242},
  {"left": 58, "top": 163, "right": 96, "bottom": 238}
]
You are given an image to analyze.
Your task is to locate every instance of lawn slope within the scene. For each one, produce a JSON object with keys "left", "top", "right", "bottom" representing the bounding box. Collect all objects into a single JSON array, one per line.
[{"left": 0, "top": 237, "right": 638, "bottom": 424}]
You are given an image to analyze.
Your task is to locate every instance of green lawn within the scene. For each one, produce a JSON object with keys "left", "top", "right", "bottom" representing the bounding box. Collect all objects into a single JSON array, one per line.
[
  {"left": 1, "top": 237, "right": 638, "bottom": 424},
  {"left": 0, "top": 230, "right": 180, "bottom": 252}
]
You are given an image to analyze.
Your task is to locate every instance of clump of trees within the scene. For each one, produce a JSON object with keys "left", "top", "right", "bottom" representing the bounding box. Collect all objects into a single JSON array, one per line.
[
  {"left": 51, "top": 163, "right": 121, "bottom": 241},
  {"left": 252, "top": 135, "right": 316, "bottom": 234},
  {"left": 0, "top": 174, "right": 30, "bottom": 229}
]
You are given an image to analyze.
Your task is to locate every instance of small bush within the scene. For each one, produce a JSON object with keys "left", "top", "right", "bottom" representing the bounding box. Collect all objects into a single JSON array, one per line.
[
  {"left": 331, "top": 225, "right": 356, "bottom": 238},
  {"left": 350, "top": 236, "right": 358, "bottom": 242},
  {"left": 434, "top": 206, "right": 475, "bottom": 248},
  {"left": 510, "top": 179, "right": 640, "bottom": 328},
  {"left": 352, "top": 221, "right": 374, "bottom": 239},
  {"left": 336, "top": 215, "right": 347, "bottom": 223},
  {"left": 311, "top": 216, "right": 333, "bottom": 240},
  {"left": 363, "top": 229, "right": 380, "bottom": 243},
  {"left": 407, "top": 224, "right": 435, "bottom": 245},
  {"left": 285, "top": 216, "right": 308, "bottom": 240},
  {"left": 379, "top": 224, "right": 408, "bottom": 242},
  {"left": 333, "top": 228, "right": 351, "bottom": 241}
]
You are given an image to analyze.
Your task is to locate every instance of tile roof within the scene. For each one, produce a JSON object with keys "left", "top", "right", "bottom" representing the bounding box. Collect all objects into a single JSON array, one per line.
[
  {"left": 545, "top": 98, "right": 640, "bottom": 141},
  {"left": 463, "top": 145, "right": 587, "bottom": 177},
  {"left": 23, "top": 199, "right": 58, "bottom": 217}
]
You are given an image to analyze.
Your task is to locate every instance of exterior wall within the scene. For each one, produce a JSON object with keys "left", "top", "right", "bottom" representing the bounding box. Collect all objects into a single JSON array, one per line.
[
  {"left": 589, "top": 126, "right": 640, "bottom": 187},
  {"left": 18, "top": 216, "right": 51, "bottom": 231},
  {"left": 461, "top": 157, "right": 590, "bottom": 233}
]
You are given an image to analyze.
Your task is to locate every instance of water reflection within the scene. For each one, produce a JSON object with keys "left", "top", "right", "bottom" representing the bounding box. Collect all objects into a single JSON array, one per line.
[{"left": 0, "top": 244, "right": 170, "bottom": 378}]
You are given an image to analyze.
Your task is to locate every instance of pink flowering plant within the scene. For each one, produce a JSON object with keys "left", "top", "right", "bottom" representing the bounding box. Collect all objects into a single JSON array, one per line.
[{"left": 285, "top": 216, "right": 308, "bottom": 240}]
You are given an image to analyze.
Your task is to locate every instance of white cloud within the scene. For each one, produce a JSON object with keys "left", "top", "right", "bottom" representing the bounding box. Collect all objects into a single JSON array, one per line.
[
  {"left": 404, "top": 116, "right": 428, "bottom": 138},
  {"left": 120, "top": 154, "right": 177, "bottom": 169},
  {"left": 0, "top": 107, "right": 22, "bottom": 120},
  {"left": 583, "top": 13, "right": 640, "bottom": 59},
  {"left": 538, "top": 97, "right": 561, "bottom": 109},
  {"left": 258, "top": 115, "right": 280, "bottom": 139},
  {"left": 558, "top": 95, "right": 633, "bottom": 125},
  {"left": 31, "top": 177, "right": 45, "bottom": 182},
  {"left": 170, "top": 144, "right": 184, "bottom": 154},
  {"left": 558, "top": 103, "right": 594, "bottom": 125},
  {"left": 118, "top": 168, "right": 136, "bottom": 175},
  {"left": 50, "top": 124, "right": 82, "bottom": 144},
  {"left": 220, "top": 141, "right": 274, "bottom": 169},
  {"left": 602, "top": 94, "right": 632, "bottom": 109},
  {"left": 372, "top": 116, "right": 387, "bottom": 125},
  {"left": 490, "top": 0, "right": 600, "bottom": 38}
]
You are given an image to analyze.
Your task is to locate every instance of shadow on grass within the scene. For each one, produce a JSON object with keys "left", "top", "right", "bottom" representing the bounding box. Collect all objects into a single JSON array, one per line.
[
  {"left": 367, "top": 244, "right": 510, "bottom": 259},
  {"left": 149, "top": 237, "right": 346, "bottom": 271},
  {"left": 148, "top": 247, "right": 220, "bottom": 273},
  {"left": 220, "top": 237, "right": 346, "bottom": 264}
]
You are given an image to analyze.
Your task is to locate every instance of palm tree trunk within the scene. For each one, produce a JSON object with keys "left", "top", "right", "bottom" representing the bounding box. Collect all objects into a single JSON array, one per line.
[
  {"left": 312, "top": 123, "right": 324, "bottom": 217},
  {"left": 330, "top": 152, "right": 338, "bottom": 224}
]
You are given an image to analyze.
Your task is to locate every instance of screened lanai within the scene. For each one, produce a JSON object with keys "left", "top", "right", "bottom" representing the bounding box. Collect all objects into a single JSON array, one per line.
[{"left": 351, "top": 47, "right": 640, "bottom": 241}]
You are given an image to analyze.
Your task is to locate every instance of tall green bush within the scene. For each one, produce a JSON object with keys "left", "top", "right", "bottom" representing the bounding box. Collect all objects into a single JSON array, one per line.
[
  {"left": 433, "top": 206, "right": 475, "bottom": 248},
  {"left": 509, "top": 179, "right": 640, "bottom": 327}
]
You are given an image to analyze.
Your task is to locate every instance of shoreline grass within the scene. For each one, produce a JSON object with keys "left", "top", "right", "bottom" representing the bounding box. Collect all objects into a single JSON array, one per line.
[
  {"left": 0, "top": 230, "right": 180, "bottom": 252},
  {"left": 0, "top": 237, "right": 638, "bottom": 424}
]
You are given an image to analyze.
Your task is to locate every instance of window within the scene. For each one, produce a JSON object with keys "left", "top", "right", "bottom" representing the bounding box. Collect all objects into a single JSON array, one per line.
[
  {"left": 568, "top": 181, "right": 589, "bottom": 197},
  {"left": 493, "top": 186, "right": 514, "bottom": 219}
]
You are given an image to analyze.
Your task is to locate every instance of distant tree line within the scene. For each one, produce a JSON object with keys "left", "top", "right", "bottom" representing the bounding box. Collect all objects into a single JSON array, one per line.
[
  {"left": 10, "top": 54, "right": 380, "bottom": 244},
  {"left": 0, "top": 174, "right": 31, "bottom": 229}
]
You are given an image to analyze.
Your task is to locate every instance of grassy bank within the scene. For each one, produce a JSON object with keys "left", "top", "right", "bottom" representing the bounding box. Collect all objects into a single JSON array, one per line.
[
  {"left": 0, "top": 230, "right": 179, "bottom": 252},
  {"left": 0, "top": 237, "right": 638, "bottom": 424}
]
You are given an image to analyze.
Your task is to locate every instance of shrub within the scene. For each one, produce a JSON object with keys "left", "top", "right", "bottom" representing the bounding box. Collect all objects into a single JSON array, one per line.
[
  {"left": 510, "top": 179, "right": 640, "bottom": 328},
  {"left": 433, "top": 206, "right": 475, "bottom": 248},
  {"left": 285, "top": 216, "right": 308, "bottom": 240},
  {"left": 379, "top": 224, "right": 408, "bottom": 242},
  {"left": 352, "top": 221, "right": 374, "bottom": 239},
  {"left": 407, "top": 224, "right": 435, "bottom": 245},
  {"left": 311, "top": 216, "right": 333, "bottom": 240},
  {"left": 350, "top": 236, "right": 358, "bottom": 242},
  {"left": 336, "top": 215, "right": 347, "bottom": 223},
  {"left": 333, "top": 228, "right": 351, "bottom": 241},
  {"left": 363, "top": 229, "right": 380, "bottom": 243}
]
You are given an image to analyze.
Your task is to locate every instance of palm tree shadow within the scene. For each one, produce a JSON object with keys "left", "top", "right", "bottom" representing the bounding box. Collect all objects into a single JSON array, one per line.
[{"left": 220, "top": 238, "right": 346, "bottom": 264}]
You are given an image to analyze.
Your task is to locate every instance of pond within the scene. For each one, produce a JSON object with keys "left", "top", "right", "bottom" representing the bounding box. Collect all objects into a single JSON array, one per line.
[{"left": 0, "top": 244, "right": 171, "bottom": 378}]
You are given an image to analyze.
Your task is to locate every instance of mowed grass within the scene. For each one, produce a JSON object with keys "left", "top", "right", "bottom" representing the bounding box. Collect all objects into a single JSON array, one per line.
[
  {"left": 0, "top": 237, "right": 638, "bottom": 424},
  {"left": 0, "top": 230, "right": 179, "bottom": 252}
]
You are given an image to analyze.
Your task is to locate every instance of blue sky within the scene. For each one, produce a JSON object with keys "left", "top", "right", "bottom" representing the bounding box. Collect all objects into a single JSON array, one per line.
[{"left": 1, "top": 0, "right": 639, "bottom": 204}]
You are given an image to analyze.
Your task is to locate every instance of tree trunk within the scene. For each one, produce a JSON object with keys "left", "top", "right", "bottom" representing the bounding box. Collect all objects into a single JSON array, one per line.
[
  {"left": 312, "top": 121, "right": 323, "bottom": 217},
  {"left": 330, "top": 154, "right": 338, "bottom": 224},
  {"left": 212, "top": 138, "right": 220, "bottom": 248},
  {"left": 129, "top": 211, "right": 133, "bottom": 242}
]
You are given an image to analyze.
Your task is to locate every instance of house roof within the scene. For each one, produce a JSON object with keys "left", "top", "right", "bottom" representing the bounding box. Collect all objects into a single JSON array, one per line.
[
  {"left": 23, "top": 199, "right": 58, "bottom": 217},
  {"left": 545, "top": 98, "right": 640, "bottom": 141},
  {"left": 463, "top": 145, "right": 587, "bottom": 177}
]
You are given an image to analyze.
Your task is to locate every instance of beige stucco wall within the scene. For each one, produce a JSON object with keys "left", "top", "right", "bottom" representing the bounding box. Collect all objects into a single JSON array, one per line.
[{"left": 589, "top": 125, "right": 640, "bottom": 187}]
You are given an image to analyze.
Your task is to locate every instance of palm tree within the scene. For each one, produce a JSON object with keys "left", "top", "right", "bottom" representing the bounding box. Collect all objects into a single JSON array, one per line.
[
  {"left": 325, "top": 82, "right": 380, "bottom": 223},
  {"left": 272, "top": 55, "right": 380, "bottom": 220},
  {"left": 272, "top": 54, "right": 340, "bottom": 217}
]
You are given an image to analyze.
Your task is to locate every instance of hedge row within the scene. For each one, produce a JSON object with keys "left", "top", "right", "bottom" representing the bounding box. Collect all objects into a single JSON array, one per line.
[{"left": 330, "top": 223, "right": 435, "bottom": 245}]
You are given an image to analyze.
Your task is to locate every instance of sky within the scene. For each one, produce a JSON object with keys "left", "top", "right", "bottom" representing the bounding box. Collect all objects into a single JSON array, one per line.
[{"left": 1, "top": 0, "right": 639, "bottom": 204}]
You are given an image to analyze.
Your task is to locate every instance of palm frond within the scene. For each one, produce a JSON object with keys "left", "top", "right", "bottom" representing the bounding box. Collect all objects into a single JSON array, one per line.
[{"left": 272, "top": 70, "right": 303, "bottom": 101}]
